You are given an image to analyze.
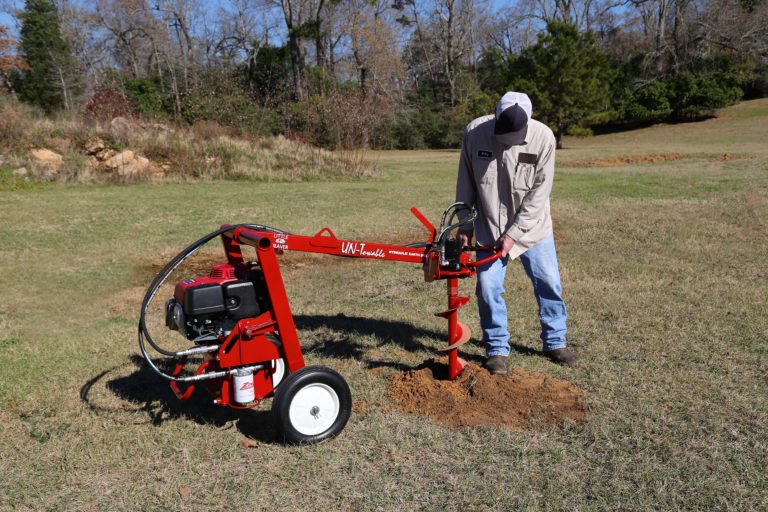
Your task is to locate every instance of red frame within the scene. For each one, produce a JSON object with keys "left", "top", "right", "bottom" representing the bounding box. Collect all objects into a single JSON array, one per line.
[{"left": 173, "top": 207, "right": 500, "bottom": 407}]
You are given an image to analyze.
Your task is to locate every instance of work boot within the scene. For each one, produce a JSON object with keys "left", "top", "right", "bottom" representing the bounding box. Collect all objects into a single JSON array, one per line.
[
  {"left": 484, "top": 355, "right": 508, "bottom": 375},
  {"left": 544, "top": 348, "right": 577, "bottom": 366}
]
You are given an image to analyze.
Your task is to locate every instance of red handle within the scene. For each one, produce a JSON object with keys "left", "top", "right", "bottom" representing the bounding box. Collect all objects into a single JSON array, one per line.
[{"left": 468, "top": 251, "right": 503, "bottom": 268}]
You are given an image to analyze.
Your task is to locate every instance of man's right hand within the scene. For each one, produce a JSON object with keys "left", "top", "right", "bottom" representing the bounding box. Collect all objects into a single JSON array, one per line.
[
  {"left": 497, "top": 234, "right": 515, "bottom": 257},
  {"left": 458, "top": 233, "right": 470, "bottom": 247}
]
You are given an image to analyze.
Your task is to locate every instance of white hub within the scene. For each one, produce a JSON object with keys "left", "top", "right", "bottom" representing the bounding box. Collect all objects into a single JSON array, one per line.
[{"left": 288, "top": 383, "right": 340, "bottom": 436}]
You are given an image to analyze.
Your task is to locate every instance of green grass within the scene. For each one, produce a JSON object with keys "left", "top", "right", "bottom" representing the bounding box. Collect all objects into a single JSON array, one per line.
[{"left": 1, "top": 99, "right": 767, "bottom": 511}]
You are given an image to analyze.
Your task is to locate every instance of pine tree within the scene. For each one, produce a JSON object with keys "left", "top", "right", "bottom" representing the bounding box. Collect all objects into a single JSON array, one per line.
[
  {"left": 512, "top": 22, "right": 612, "bottom": 149},
  {"left": 18, "top": 0, "right": 79, "bottom": 112}
]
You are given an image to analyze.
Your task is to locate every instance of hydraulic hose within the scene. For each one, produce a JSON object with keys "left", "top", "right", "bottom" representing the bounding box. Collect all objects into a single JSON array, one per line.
[
  {"left": 138, "top": 223, "right": 286, "bottom": 381},
  {"left": 436, "top": 202, "right": 476, "bottom": 244}
]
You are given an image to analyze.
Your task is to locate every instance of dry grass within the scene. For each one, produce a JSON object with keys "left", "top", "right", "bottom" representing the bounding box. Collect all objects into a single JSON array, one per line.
[
  {"left": 0, "top": 99, "right": 767, "bottom": 511},
  {"left": 0, "top": 98, "right": 379, "bottom": 184}
]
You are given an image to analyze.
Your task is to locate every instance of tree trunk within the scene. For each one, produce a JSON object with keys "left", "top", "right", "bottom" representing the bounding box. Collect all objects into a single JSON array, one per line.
[
  {"left": 655, "top": 0, "right": 670, "bottom": 75},
  {"left": 281, "top": 0, "right": 306, "bottom": 101},
  {"left": 55, "top": 64, "right": 71, "bottom": 111},
  {"left": 314, "top": 0, "right": 325, "bottom": 68},
  {"left": 288, "top": 30, "right": 306, "bottom": 100},
  {"left": 445, "top": 0, "right": 456, "bottom": 107}
]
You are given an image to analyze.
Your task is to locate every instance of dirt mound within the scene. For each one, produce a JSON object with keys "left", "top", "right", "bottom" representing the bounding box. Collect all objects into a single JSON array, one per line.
[
  {"left": 567, "top": 153, "right": 685, "bottom": 167},
  {"left": 390, "top": 361, "right": 586, "bottom": 429}
]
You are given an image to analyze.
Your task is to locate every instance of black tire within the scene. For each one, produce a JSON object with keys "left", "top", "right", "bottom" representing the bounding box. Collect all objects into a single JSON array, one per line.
[{"left": 272, "top": 365, "right": 352, "bottom": 444}]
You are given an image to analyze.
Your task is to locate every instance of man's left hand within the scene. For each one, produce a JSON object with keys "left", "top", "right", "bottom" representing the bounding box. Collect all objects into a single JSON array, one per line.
[{"left": 497, "top": 235, "right": 514, "bottom": 257}]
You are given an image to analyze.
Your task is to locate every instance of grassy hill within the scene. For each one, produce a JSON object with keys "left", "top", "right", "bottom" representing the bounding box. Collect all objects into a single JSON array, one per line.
[
  {"left": 0, "top": 99, "right": 377, "bottom": 186},
  {"left": 0, "top": 99, "right": 766, "bottom": 510}
]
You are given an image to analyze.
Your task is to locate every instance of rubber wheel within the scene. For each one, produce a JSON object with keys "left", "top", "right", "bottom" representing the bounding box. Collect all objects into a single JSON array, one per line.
[{"left": 272, "top": 365, "right": 352, "bottom": 444}]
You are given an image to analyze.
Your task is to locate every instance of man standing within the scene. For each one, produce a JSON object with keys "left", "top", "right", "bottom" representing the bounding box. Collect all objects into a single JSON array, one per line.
[{"left": 456, "top": 91, "right": 576, "bottom": 375}]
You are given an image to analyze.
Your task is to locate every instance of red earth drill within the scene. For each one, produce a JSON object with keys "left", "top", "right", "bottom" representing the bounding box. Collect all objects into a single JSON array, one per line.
[{"left": 138, "top": 203, "right": 500, "bottom": 443}]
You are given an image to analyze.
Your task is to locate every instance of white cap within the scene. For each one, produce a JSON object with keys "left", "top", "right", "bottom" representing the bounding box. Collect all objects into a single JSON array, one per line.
[{"left": 495, "top": 91, "right": 533, "bottom": 120}]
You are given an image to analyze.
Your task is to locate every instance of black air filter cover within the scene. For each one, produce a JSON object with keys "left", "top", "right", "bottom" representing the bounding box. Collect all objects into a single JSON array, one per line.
[
  {"left": 224, "top": 280, "right": 261, "bottom": 319},
  {"left": 184, "top": 283, "right": 226, "bottom": 316}
]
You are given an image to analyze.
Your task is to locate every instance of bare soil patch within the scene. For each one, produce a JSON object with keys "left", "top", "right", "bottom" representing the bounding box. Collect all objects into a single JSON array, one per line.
[
  {"left": 708, "top": 153, "right": 752, "bottom": 162},
  {"left": 390, "top": 360, "right": 586, "bottom": 429},
  {"left": 567, "top": 153, "right": 685, "bottom": 167}
]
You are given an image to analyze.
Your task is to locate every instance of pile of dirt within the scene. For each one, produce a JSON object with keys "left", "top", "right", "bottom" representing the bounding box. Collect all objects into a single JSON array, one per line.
[
  {"left": 390, "top": 361, "right": 586, "bottom": 429},
  {"left": 567, "top": 153, "right": 685, "bottom": 167}
]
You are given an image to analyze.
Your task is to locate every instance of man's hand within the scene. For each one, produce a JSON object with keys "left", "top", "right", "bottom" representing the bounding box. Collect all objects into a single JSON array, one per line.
[
  {"left": 458, "top": 233, "right": 470, "bottom": 247},
  {"left": 497, "top": 234, "right": 514, "bottom": 257}
]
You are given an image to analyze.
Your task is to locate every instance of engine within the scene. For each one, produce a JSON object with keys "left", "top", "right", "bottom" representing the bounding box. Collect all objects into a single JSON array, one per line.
[{"left": 165, "top": 263, "right": 270, "bottom": 342}]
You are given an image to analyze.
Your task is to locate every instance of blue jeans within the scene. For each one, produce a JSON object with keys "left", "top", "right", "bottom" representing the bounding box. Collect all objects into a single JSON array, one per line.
[{"left": 476, "top": 233, "right": 567, "bottom": 356}]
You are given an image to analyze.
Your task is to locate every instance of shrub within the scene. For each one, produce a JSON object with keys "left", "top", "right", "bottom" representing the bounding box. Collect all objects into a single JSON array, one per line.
[
  {"left": 192, "top": 120, "right": 234, "bottom": 140},
  {"left": 122, "top": 76, "right": 170, "bottom": 119},
  {"left": 622, "top": 80, "right": 672, "bottom": 121},
  {"left": 181, "top": 85, "right": 280, "bottom": 137},
  {"left": 84, "top": 87, "right": 136, "bottom": 122},
  {"left": 0, "top": 97, "right": 39, "bottom": 147},
  {"left": 668, "top": 71, "right": 743, "bottom": 120},
  {"left": 290, "top": 89, "right": 375, "bottom": 149},
  {"left": 371, "top": 109, "right": 426, "bottom": 149},
  {"left": 566, "top": 125, "right": 593, "bottom": 137}
]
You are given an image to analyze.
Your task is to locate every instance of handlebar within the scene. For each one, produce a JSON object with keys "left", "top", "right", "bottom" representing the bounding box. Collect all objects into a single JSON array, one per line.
[{"left": 469, "top": 251, "right": 503, "bottom": 268}]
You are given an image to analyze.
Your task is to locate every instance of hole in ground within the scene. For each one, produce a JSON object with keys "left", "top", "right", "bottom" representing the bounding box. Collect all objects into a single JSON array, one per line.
[{"left": 390, "top": 360, "right": 587, "bottom": 429}]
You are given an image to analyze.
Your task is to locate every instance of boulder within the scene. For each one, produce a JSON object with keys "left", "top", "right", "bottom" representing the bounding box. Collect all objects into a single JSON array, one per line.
[
  {"left": 29, "top": 149, "right": 64, "bottom": 170},
  {"left": 104, "top": 150, "right": 135, "bottom": 170},
  {"left": 109, "top": 116, "right": 142, "bottom": 141},
  {"left": 104, "top": 149, "right": 152, "bottom": 179},
  {"left": 119, "top": 155, "right": 150, "bottom": 178},
  {"left": 148, "top": 162, "right": 165, "bottom": 178},
  {"left": 29, "top": 149, "right": 64, "bottom": 181},
  {"left": 12, "top": 167, "right": 28, "bottom": 176},
  {"left": 84, "top": 137, "right": 107, "bottom": 155},
  {"left": 97, "top": 148, "right": 116, "bottom": 161}
]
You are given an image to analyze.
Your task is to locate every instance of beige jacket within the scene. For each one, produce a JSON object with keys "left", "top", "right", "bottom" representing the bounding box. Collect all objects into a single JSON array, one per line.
[{"left": 455, "top": 114, "right": 556, "bottom": 260}]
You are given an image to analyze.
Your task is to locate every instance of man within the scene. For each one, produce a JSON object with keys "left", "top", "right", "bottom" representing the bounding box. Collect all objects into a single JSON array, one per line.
[{"left": 456, "top": 91, "right": 576, "bottom": 375}]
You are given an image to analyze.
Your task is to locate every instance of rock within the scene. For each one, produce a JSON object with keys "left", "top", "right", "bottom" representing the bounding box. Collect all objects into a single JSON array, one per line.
[
  {"left": 109, "top": 116, "right": 142, "bottom": 141},
  {"left": 149, "top": 162, "right": 165, "bottom": 176},
  {"left": 29, "top": 149, "right": 64, "bottom": 171},
  {"left": 120, "top": 156, "right": 151, "bottom": 178},
  {"left": 12, "top": 167, "right": 28, "bottom": 176},
  {"left": 97, "top": 149, "right": 116, "bottom": 161},
  {"left": 103, "top": 149, "right": 152, "bottom": 179},
  {"left": 84, "top": 137, "right": 107, "bottom": 155},
  {"left": 104, "top": 150, "right": 135, "bottom": 170},
  {"left": 85, "top": 156, "right": 100, "bottom": 170}
]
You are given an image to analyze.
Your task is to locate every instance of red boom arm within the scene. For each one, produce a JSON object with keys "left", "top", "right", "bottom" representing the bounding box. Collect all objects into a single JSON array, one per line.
[{"left": 225, "top": 207, "right": 501, "bottom": 380}]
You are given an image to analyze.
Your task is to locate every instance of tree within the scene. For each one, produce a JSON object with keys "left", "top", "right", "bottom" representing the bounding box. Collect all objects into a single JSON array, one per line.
[
  {"left": 18, "top": 0, "right": 81, "bottom": 112},
  {"left": 275, "top": 0, "right": 322, "bottom": 100},
  {"left": 342, "top": 0, "right": 407, "bottom": 102},
  {"left": 0, "top": 25, "right": 30, "bottom": 96},
  {"left": 512, "top": 21, "right": 612, "bottom": 148},
  {"left": 394, "top": 0, "right": 489, "bottom": 107}
]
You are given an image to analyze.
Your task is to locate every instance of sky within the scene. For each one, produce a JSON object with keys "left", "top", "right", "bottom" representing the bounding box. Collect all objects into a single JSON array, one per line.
[
  {"left": 0, "top": 0, "right": 21, "bottom": 33},
  {"left": 0, "top": 0, "right": 509, "bottom": 45}
]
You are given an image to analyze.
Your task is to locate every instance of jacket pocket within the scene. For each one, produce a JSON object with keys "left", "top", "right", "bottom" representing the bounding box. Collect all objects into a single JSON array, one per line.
[{"left": 514, "top": 163, "right": 535, "bottom": 191}]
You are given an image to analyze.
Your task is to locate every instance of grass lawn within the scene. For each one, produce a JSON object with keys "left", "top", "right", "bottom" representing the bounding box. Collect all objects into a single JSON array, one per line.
[{"left": 1, "top": 99, "right": 766, "bottom": 511}]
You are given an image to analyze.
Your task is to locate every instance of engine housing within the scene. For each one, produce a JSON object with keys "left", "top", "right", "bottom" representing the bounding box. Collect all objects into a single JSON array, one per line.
[{"left": 165, "top": 263, "right": 270, "bottom": 342}]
